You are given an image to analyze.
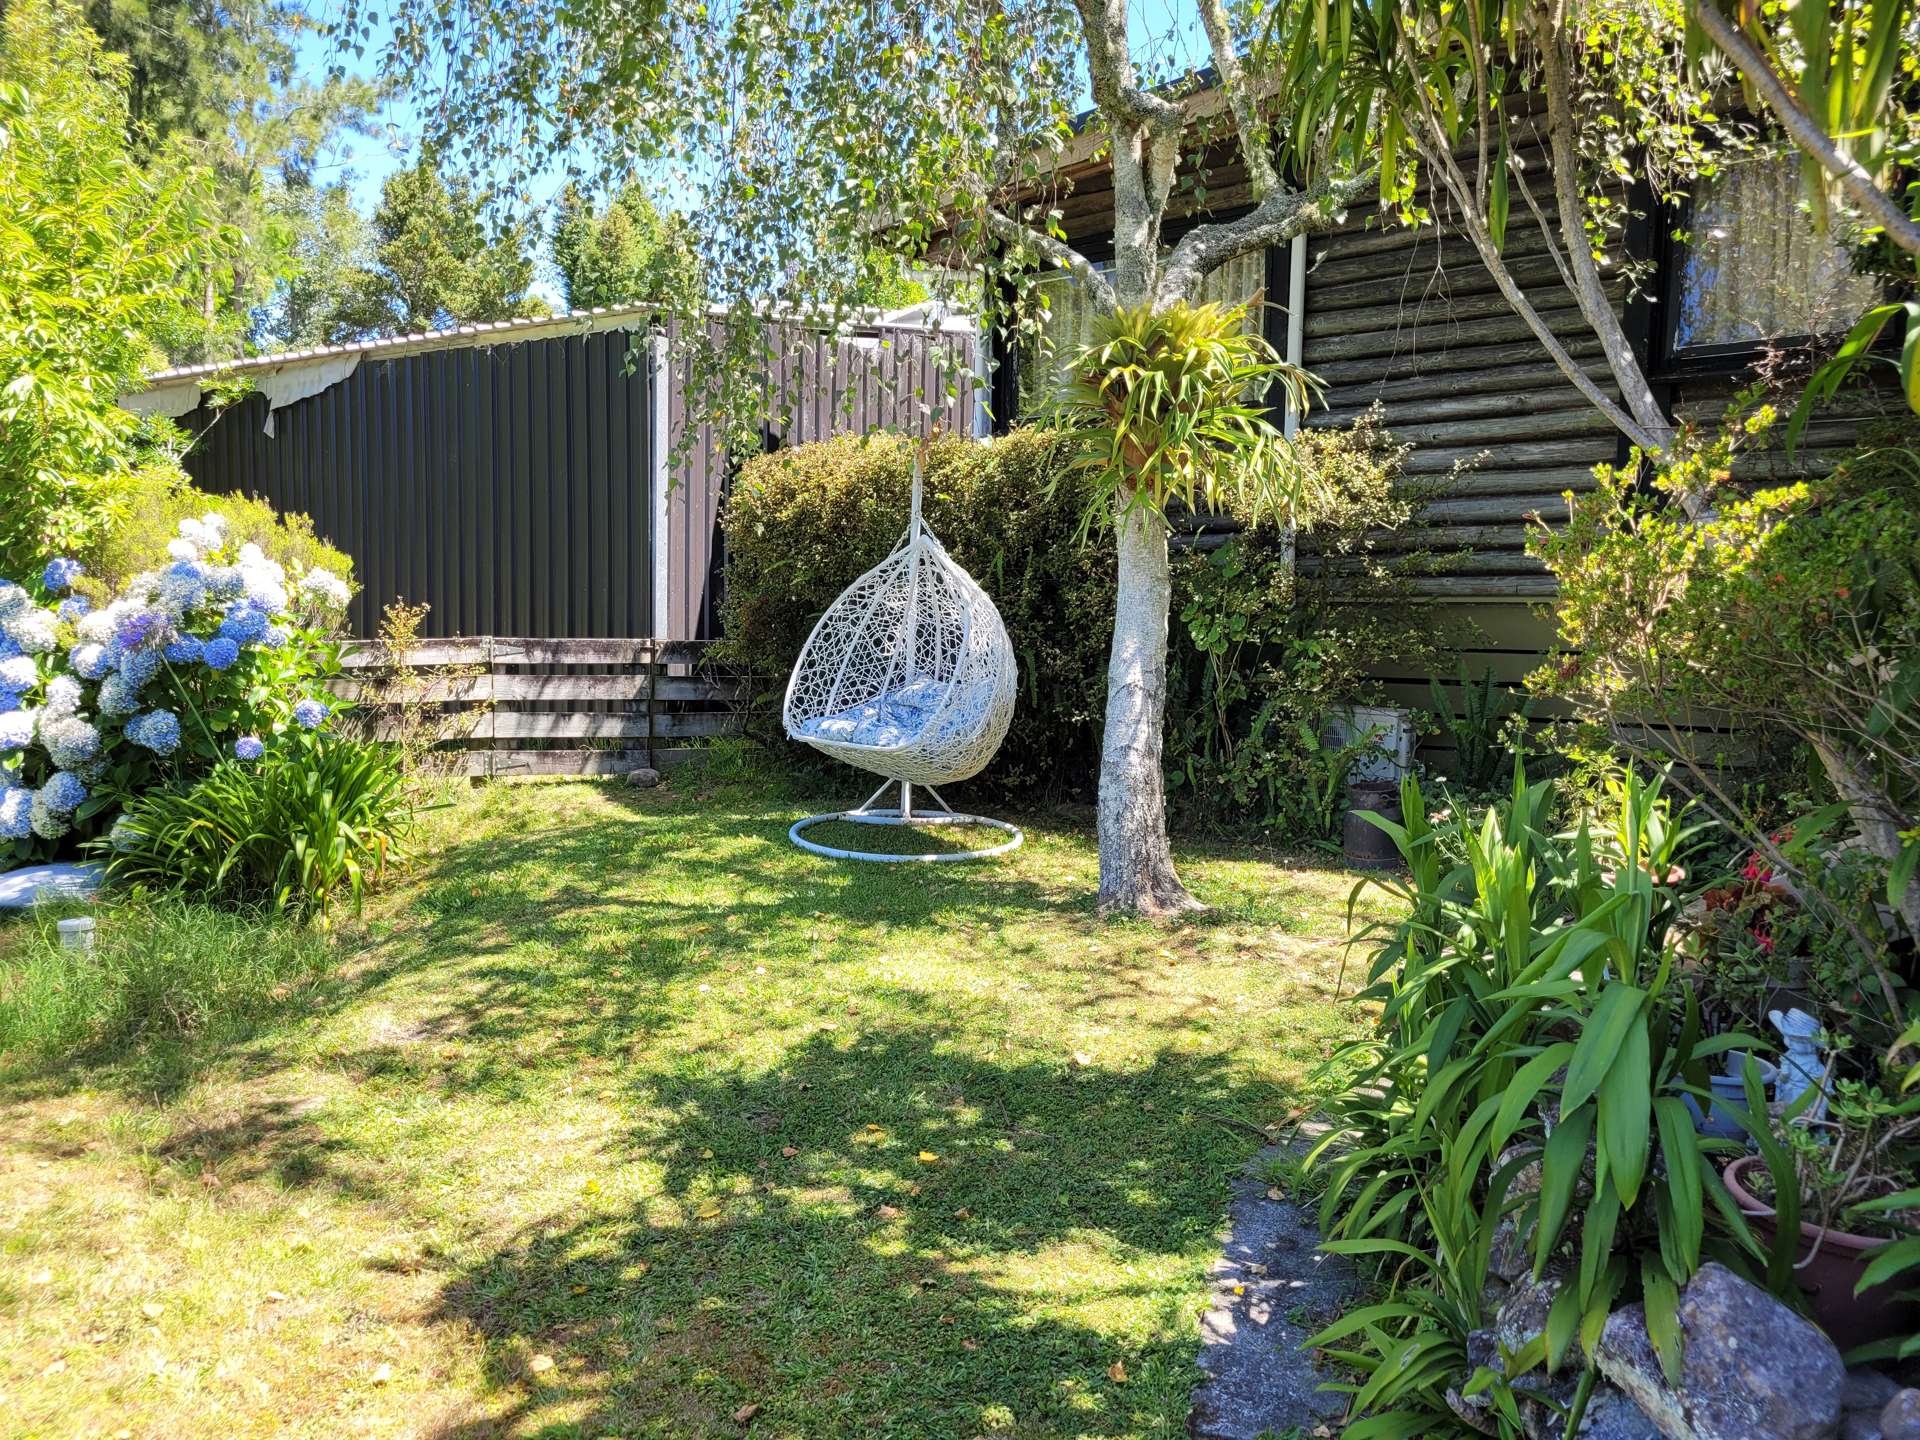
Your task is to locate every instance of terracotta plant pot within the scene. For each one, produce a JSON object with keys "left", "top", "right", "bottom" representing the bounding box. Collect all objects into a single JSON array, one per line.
[{"left": 1722, "top": 1155, "right": 1920, "bottom": 1353}]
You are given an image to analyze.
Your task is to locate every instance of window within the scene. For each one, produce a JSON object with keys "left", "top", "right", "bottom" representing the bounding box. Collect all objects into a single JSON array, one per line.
[
  {"left": 1666, "top": 151, "right": 1880, "bottom": 363},
  {"left": 1015, "top": 250, "right": 1267, "bottom": 417}
]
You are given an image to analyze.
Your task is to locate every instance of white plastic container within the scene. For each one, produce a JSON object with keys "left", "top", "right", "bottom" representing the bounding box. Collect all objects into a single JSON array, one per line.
[{"left": 1324, "top": 704, "right": 1416, "bottom": 782}]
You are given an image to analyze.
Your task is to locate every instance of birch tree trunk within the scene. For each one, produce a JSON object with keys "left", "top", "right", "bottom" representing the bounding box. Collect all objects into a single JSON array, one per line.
[{"left": 1098, "top": 500, "right": 1201, "bottom": 913}]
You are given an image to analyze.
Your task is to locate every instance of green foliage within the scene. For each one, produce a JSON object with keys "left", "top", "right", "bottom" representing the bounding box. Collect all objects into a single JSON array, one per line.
[
  {"left": 1266, "top": 0, "right": 1723, "bottom": 293},
  {"left": 1429, "top": 664, "right": 1536, "bottom": 792},
  {"left": 551, "top": 182, "right": 704, "bottom": 313},
  {"left": 0, "top": 0, "right": 222, "bottom": 575},
  {"left": 1045, "top": 300, "right": 1323, "bottom": 533},
  {"left": 299, "top": 159, "right": 548, "bottom": 342},
  {"left": 0, "top": 894, "right": 331, "bottom": 1065},
  {"left": 99, "top": 730, "right": 413, "bottom": 921},
  {"left": 1167, "top": 412, "right": 1451, "bottom": 841},
  {"left": 717, "top": 430, "right": 1116, "bottom": 798},
  {"left": 266, "top": 183, "right": 382, "bottom": 350},
  {"left": 1308, "top": 765, "right": 1754, "bottom": 1433},
  {"left": 85, "top": 0, "right": 381, "bottom": 361},
  {"left": 78, "top": 462, "right": 355, "bottom": 594},
  {"left": 1533, "top": 408, "right": 1920, "bottom": 935}
]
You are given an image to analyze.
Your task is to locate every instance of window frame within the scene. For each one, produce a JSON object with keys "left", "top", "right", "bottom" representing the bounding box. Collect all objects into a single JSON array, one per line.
[{"left": 1649, "top": 151, "right": 1887, "bottom": 382}]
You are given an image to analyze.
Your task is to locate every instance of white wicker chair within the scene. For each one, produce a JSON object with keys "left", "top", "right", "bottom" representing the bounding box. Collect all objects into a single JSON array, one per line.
[{"left": 783, "top": 458, "right": 1022, "bottom": 861}]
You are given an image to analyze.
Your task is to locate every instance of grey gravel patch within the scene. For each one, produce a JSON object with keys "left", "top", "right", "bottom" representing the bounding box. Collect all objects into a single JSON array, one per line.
[{"left": 1189, "top": 1145, "right": 1355, "bottom": 1440}]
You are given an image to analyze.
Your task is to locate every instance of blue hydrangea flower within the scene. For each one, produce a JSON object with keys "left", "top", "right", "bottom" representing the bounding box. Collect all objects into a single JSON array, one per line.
[
  {"left": 39, "top": 770, "right": 85, "bottom": 814},
  {"left": 41, "top": 557, "right": 82, "bottom": 593},
  {"left": 234, "top": 734, "right": 265, "bottom": 761},
  {"left": 119, "top": 648, "right": 162, "bottom": 687},
  {"left": 163, "top": 634, "right": 204, "bottom": 664},
  {"left": 262, "top": 625, "right": 289, "bottom": 648},
  {"left": 0, "top": 583, "right": 28, "bottom": 619},
  {"left": 57, "top": 595, "right": 91, "bottom": 622},
  {"left": 218, "top": 603, "right": 270, "bottom": 644},
  {"left": 292, "top": 698, "right": 329, "bottom": 730},
  {"left": 29, "top": 790, "right": 69, "bottom": 840},
  {"left": 202, "top": 636, "right": 240, "bottom": 671},
  {"left": 0, "top": 692, "right": 16, "bottom": 714},
  {"left": 96, "top": 673, "right": 140, "bottom": 716},
  {"left": 69, "top": 642, "right": 111, "bottom": 680},
  {"left": 0, "top": 787, "right": 29, "bottom": 839},
  {"left": 0, "top": 709, "right": 32, "bottom": 751},
  {"left": 127, "top": 709, "right": 181, "bottom": 755},
  {"left": 0, "top": 655, "right": 33, "bottom": 690}
]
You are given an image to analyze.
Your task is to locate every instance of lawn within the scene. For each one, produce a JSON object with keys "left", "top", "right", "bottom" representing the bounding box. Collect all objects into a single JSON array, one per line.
[{"left": 0, "top": 768, "right": 1375, "bottom": 1439}]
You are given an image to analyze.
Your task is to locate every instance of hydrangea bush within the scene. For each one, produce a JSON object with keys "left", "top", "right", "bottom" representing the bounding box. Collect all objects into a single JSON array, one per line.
[{"left": 0, "top": 511, "right": 352, "bottom": 858}]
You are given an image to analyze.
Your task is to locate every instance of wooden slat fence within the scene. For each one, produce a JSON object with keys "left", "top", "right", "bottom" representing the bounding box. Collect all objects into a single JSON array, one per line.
[{"left": 334, "top": 637, "right": 742, "bottom": 777}]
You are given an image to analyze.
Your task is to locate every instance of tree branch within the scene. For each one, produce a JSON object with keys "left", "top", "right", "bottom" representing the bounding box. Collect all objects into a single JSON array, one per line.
[
  {"left": 1532, "top": 5, "right": 1674, "bottom": 454},
  {"left": 1693, "top": 0, "right": 1920, "bottom": 260},
  {"left": 1155, "top": 177, "right": 1366, "bottom": 304},
  {"left": 983, "top": 209, "right": 1118, "bottom": 312},
  {"left": 1071, "top": 0, "right": 1183, "bottom": 131},
  {"left": 1195, "top": 0, "right": 1279, "bottom": 200},
  {"left": 1390, "top": 40, "right": 1666, "bottom": 453}
]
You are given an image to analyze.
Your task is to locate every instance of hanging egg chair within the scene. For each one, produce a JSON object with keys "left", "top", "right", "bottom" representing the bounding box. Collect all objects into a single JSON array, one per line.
[{"left": 783, "top": 454, "right": 1022, "bottom": 861}]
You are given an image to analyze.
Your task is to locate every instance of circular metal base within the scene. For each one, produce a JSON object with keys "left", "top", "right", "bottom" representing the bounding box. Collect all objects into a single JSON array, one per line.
[{"left": 788, "top": 808, "right": 1024, "bottom": 863}]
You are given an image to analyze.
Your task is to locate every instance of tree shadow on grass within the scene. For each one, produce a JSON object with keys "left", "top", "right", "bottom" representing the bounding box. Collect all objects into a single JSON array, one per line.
[{"left": 421, "top": 1025, "right": 1278, "bottom": 1440}]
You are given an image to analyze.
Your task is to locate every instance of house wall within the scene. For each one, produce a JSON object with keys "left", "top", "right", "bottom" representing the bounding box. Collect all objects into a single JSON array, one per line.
[{"left": 1012, "top": 133, "right": 1895, "bottom": 770}]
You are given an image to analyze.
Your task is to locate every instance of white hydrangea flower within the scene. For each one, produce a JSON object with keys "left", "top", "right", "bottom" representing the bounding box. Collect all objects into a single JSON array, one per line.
[
  {"left": 297, "top": 567, "right": 352, "bottom": 609},
  {"left": 28, "top": 789, "right": 70, "bottom": 839},
  {"left": 0, "top": 655, "right": 35, "bottom": 690},
  {"left": 5, "top": 607, "right": 57, "bottom": 654},
  {"left": 43, "top": 675, "right": 82, "bottom": 715},
  {"left": 76, "top": 607, "right": 116, "bottom": 644},
  {"left": 166, "top": 537, "right": 200, "bottom": 562}
]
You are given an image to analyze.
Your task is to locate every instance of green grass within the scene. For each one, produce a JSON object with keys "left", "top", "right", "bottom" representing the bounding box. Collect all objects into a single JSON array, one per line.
[{"left": 0, "top": 770, "right": 1377, "bottom": 1439}]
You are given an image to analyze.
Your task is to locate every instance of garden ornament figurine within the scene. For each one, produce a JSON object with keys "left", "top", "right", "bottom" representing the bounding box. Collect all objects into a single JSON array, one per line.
[
  {"left": 1771, "top": 1007, "right": 1829, "bottom": 1121},
  {"left": 783, "top": 438, "right": 1022, "bottom": 862}
]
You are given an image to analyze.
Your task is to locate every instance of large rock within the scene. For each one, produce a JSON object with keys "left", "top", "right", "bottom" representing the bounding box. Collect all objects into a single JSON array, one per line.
[
  {"left": 1449, "top": 1325, "right": 1662, "bottom": 1440},
  {"left": 1882, "top": 1389, "right": 1920, "bottom": 1440},
  {"left": 1596, "top": 1262, "right": 1845, "bottom": 1440}
]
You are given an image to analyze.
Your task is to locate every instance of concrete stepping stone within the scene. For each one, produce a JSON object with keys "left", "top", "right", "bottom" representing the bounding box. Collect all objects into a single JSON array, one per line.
[
  {"left": 1189, "top": 1144, "right": 1355, "bottom": 1440},
  {"left": 0, "top": 862, "right": 104, "bottom": 909}
]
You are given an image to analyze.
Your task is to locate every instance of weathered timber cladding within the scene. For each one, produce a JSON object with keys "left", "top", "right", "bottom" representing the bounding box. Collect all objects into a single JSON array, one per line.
[
  {"left": 661, "top": 316, "right": 979, "bottom": 642},
  {"left": 333, "top": 636, "right": 739, "bottom": 775}
]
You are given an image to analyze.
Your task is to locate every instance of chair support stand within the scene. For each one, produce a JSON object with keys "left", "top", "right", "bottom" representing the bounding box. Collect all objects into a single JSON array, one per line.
[{"left": 788, "top": 779, "right": 1023, "bottom": 863}]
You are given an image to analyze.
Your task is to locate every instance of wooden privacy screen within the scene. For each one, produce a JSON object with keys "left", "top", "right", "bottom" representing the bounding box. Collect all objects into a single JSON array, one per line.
[{"left": 333, "top": 637, "right": 741, "bottom": 777}]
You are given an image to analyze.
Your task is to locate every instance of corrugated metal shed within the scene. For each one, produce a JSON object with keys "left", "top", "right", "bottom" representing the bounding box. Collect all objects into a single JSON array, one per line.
[{"left": 139, "top": 306, "right": 982, "bottom": 642}]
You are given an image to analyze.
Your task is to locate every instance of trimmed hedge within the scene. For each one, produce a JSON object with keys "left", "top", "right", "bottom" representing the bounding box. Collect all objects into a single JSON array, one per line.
[{"left": 718, "top": 430, "right": 1115, "bottom": 798}]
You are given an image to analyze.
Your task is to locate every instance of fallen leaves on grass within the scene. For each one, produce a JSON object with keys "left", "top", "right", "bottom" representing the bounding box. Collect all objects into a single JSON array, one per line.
[
  {"left": 528, "top": 1354, "right": 556, "bottom": 1375},
  {"left": 732, "top": 1402, "right": 762, "bottom": 1424},
  {"left": 1107, "top": 1360, "right": 1128, "bottom": 1383}
]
